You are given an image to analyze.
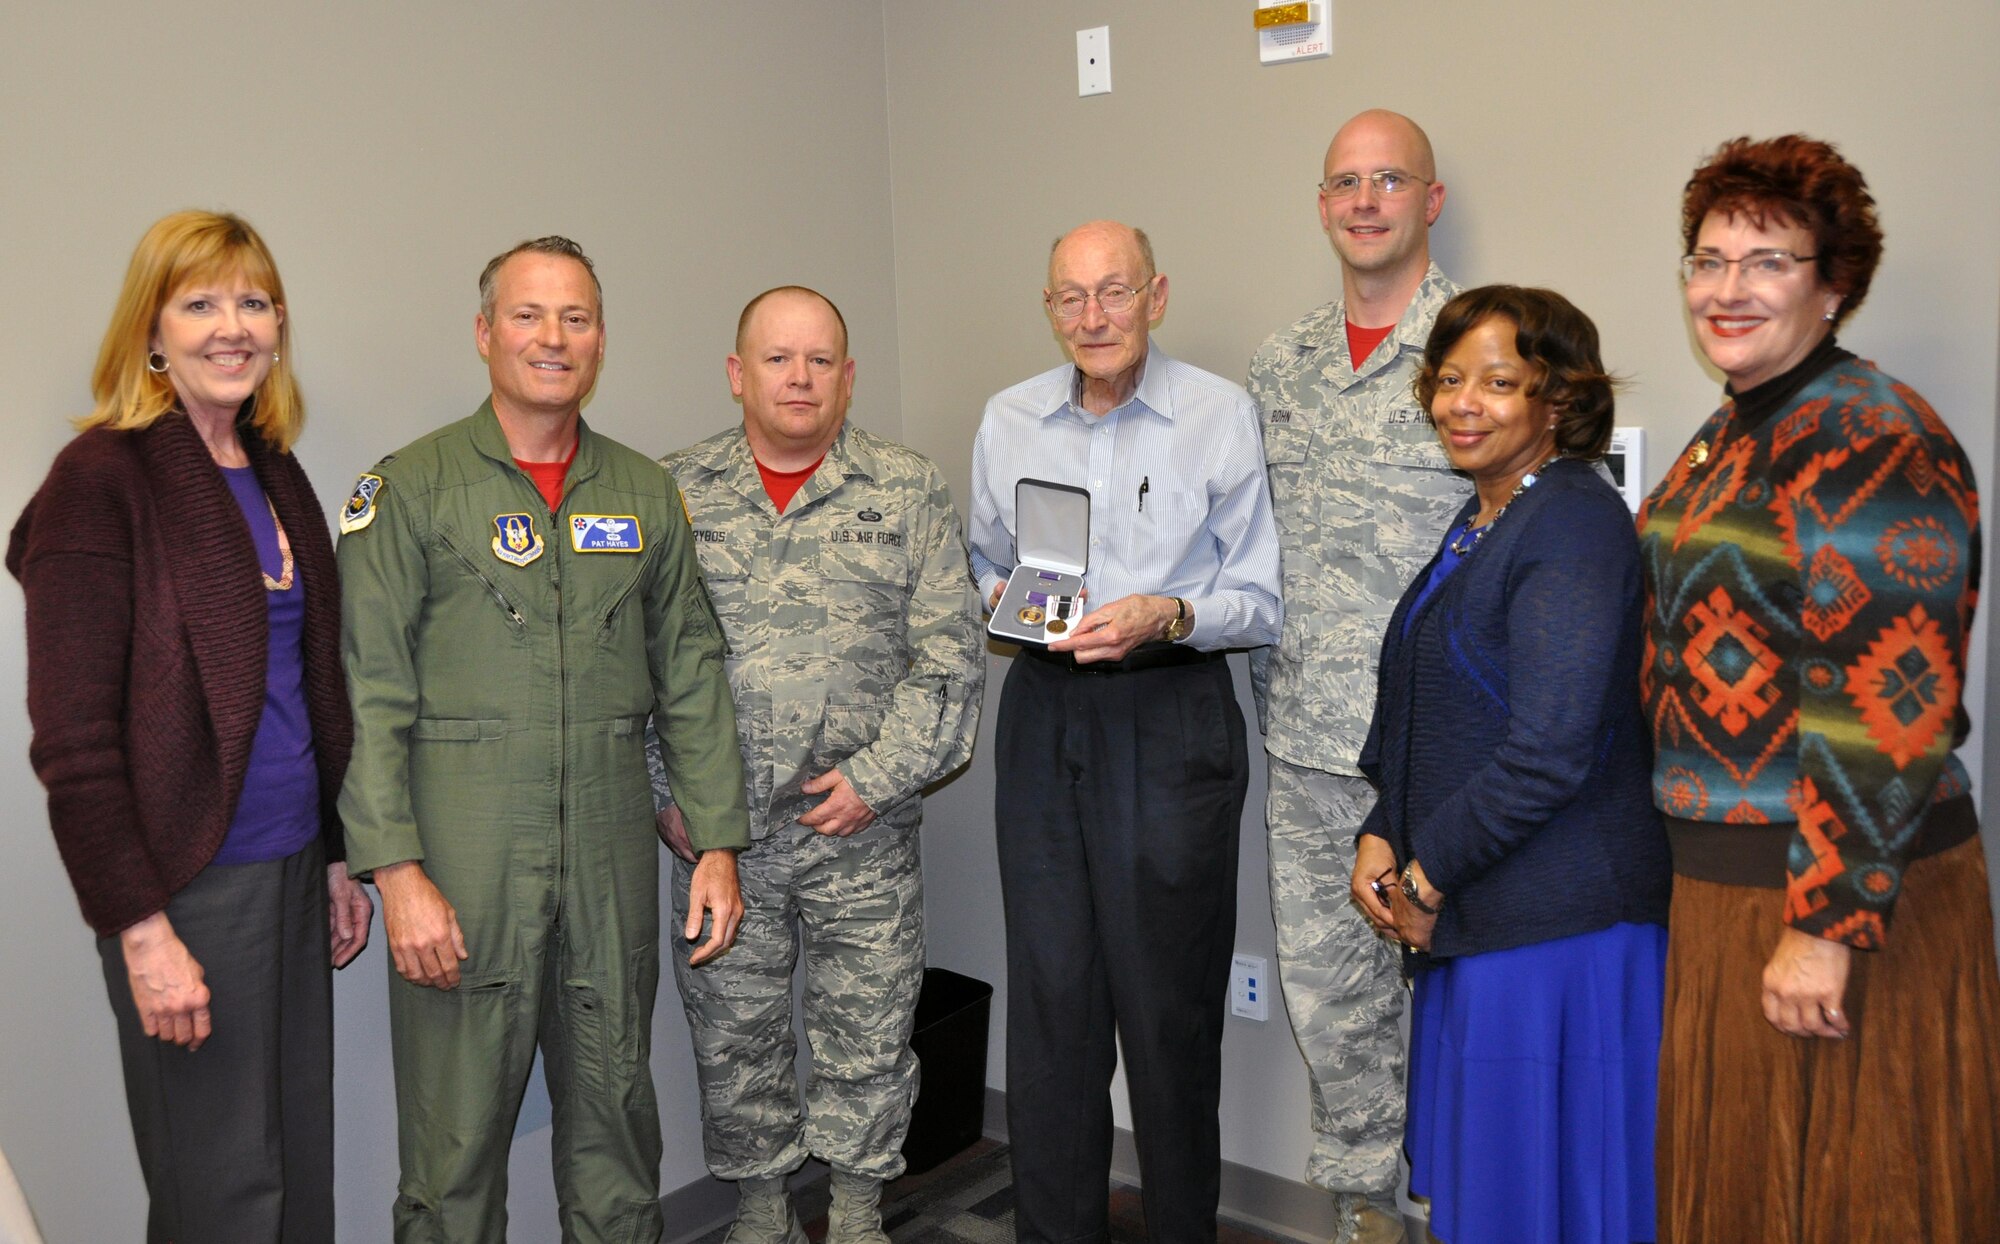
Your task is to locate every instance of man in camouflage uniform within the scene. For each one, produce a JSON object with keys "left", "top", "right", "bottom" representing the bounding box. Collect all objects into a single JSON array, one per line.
[
  {"left": 1247, "top": 111, "right": 1467, "bottom": 1244},
  {"left": 648, "top": 286, "right": 984, "bottom": 1244}
]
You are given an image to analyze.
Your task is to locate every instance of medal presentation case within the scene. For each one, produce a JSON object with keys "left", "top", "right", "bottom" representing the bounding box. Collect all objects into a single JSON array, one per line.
[{"left": 988, "top": 478, "right": 1089, "bottom": 647}]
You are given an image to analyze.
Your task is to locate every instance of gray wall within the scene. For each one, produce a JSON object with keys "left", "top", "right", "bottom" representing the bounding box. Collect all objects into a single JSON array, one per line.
[
  {"left": 885, "top": 0, "right": 2000, "bottom": 1188},
  {"left": 4, "top": 1, "right": 1998, "bottom": 1238},
  {"left": 0, "top": 4, "right": 899, "bottom": 1239}
]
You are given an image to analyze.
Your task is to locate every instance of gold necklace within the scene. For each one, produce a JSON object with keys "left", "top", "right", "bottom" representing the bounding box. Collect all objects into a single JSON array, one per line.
[{"left": 263, "top": 496, "right": 295, "bottom": 591}]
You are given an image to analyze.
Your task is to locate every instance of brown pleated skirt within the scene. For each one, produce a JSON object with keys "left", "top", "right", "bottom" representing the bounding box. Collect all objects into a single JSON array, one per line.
[{"left": 1656, "top": 836, "right": 2000, "bottom": 1243}]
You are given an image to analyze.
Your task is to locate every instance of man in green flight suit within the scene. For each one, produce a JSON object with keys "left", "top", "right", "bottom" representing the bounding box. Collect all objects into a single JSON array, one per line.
[{"left": 337, "top": 236, "right": 751, "bottom": 1243}]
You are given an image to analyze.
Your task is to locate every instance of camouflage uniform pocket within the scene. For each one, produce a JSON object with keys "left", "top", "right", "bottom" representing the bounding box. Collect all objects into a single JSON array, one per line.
[
  {"left": 1373, "top": 399, "right": 1450, "bottom": 469},
  {"left": 701, "top": 573, "right": 754, "bottom": 635},
  {"left": 815, "top": 693, "right": 887, "bottom": 772},
  {"left": 817, "top": 535, "right": 912, "bottom": 642},
  {"left": 1264, "top": 416, "right": 1318, "bottom": 514},
  {"left": 1371, "top": 400, "right": 1465, "bottom": 563},
  {"left": 818, "top": 526, "right": 911, "bottom": 587}
]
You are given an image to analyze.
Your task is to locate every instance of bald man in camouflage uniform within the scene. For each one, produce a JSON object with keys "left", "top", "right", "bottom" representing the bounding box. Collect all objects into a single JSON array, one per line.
[
  {"left": 1247, "top": 111, "right": 1468, "bottom": 1244},
  {"left": 648, "top": 286, "right": 984, "bottom": 1244}
]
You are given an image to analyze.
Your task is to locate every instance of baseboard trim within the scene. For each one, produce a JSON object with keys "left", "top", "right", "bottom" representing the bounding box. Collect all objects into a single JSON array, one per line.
[
  {"left": 984, "top": 1086, "right": 1345, "bottom": 1243},
  {"left": 665, "top": 1090, "right": 1419, "bottom": 1244}
]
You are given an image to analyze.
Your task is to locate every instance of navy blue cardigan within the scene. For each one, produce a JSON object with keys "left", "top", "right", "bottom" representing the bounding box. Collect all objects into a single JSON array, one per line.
[{"left": 1358, "top": 459, "right": 1670, "bottom": 959}]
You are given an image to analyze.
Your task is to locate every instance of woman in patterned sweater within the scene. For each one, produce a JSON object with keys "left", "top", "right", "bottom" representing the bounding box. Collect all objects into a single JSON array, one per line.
[{"left": 1641, "top": 134, "right": 2000, "bottom": 1242}]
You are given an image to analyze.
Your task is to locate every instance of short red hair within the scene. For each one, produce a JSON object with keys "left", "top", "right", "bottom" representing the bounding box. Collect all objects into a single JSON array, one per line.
[{"left": 1681, "top": 135, "right": 1883, "bottom": 328}]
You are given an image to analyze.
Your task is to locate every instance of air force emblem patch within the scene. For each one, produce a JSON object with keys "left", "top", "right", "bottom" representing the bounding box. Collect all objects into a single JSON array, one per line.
[
  {"left": 491, "top": 513, "right": 545, "bottom": 566},
  {"left": 340, "top": 474, "right": 383, "bottom": 534},
  {"left": 569, "top": 514, "right": 643, "bottom": 553}
]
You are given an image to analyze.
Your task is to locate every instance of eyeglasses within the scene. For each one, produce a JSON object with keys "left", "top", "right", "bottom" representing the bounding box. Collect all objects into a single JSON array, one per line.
[
  {"left": 1319, "top": 170, "right": 1431, "bottom": 198},
  {"left": 1047, "top": 279, "right": 1153, "bottom": 319},
  {"left": 1679, "top": 249, "right": 1819, "bottom": 287}
]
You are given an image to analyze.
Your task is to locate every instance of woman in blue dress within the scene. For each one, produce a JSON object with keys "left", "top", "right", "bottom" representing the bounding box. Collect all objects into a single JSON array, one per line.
[{"left": 1351, "top": 285, "right": 1672, "bottom": 1243}]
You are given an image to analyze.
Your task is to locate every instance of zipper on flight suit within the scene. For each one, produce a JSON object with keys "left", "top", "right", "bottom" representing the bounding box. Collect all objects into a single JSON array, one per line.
[
  {"left": 498, "top": 447, "right": 578, "bottom": 934},
  {"left": 549, "top": 502, "right": 570, "bottom": 933},
  {"left": 436, "top": 532, "right": 527, "bottom": 629},
  {"left": 598, "top": 562, "right": 647, "bottom": 636}
]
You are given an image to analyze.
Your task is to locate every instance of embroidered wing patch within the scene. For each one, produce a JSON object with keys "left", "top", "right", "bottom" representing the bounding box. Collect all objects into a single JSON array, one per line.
[{"left": 569, "top": 514, "right": 644, "bottom": 553}]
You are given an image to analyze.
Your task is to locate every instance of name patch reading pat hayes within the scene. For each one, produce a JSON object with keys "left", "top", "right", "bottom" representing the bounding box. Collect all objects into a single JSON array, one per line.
[{"left": 569, "top": 514, "right": 644, "bottom": 553}]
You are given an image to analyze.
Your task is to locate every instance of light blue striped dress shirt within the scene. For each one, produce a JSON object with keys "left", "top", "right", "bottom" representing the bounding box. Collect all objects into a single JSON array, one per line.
[{"left": 969, "top": 344, "right": 1282, "bottom": 651}]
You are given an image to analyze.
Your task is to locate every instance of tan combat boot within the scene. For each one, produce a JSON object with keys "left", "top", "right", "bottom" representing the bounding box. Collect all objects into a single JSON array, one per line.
[
  {"left": 825, "top": 1170, "right": 893, "bottom": 1244},
  {"left": 725, "top": 1176, "right": 808, "bottom": 1244},
  {"left": 1332, "top": 1192, "right": 1408, "bottom": 1244}
]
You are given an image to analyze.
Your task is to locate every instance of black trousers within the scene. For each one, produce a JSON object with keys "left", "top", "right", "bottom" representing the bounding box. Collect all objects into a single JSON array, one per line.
[
  {"left": 98, "top": 840, "right": 335, "bottom": 1244},
  {"left": 995, "top": 652, "right": 1248, "bottom": 1244}
]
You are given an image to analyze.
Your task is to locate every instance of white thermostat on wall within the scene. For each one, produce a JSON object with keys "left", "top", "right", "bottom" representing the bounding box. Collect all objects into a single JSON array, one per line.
[{"left": 1605, "top": 428, "right": 1646, "bottom": 513}]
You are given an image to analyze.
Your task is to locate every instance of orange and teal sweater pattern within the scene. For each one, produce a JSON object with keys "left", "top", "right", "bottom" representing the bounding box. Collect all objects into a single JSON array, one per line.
[{"left": 1638, "top": 356, "right": 1981, "bottom": 948}]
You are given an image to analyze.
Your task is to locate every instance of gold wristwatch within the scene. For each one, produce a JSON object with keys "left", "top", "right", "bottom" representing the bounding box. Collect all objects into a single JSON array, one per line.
[{"left": 1162, "top": 597, "right": 1191, "bottom": 643}]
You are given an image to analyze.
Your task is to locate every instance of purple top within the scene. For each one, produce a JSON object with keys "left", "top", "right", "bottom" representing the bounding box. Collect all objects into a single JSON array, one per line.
[{"left": 208, "top": 466, "right": 320, "bottom": 866}]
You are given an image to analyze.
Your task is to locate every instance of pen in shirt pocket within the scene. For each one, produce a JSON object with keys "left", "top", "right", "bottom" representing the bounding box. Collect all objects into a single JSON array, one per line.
[{"left": 1137, "top": 476, "right": 1149, "bottom": 512}]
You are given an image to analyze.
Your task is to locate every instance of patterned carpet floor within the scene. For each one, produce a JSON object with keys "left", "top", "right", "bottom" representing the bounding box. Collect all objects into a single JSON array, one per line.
[{"left": 687, "top": 1140, "right": 1295, "bottom": 1244}]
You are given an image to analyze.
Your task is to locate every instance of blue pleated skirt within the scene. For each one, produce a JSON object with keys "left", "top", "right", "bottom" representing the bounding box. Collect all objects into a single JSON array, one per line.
[{"left": 1407, "top": 921, "right": 1667, "bottom": 1244}]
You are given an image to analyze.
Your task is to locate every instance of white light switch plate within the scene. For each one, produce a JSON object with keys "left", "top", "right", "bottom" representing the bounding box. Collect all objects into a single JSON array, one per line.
[{"left": 1077, "top": 26, "right": 1111, "bottom": 96}]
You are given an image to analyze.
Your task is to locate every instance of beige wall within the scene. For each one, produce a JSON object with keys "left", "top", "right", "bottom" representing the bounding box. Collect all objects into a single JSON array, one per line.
[
  {"left": 4, "top": 0, "right": 1998, "bottom": 1236},
  {"left": 885, "top": 0, "right": 2000, "bottom": 1188},
  {"left": 0, "top": 4, "right": 899, "bottom": 1239}
]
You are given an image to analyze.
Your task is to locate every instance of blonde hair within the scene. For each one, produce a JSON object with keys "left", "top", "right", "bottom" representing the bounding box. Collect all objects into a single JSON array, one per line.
[{"left": 80, "top": 210, "right": 305, "bottom": 451}]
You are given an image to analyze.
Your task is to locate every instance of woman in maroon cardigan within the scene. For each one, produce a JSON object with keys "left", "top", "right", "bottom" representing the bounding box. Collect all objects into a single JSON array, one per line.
[{"left": 8, "top": 211, "right": 369, "bottom": 1242}]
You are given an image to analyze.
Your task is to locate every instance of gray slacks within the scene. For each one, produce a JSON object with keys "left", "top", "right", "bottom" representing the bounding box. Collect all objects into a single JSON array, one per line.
[{"left": 98, "top": 840, "right": 334, "bottom": 1244}]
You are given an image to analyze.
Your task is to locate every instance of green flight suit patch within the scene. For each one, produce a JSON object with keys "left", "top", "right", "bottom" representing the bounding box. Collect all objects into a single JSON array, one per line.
[
  {"left": 491, "top": 513, "right": 545, "bottom": 566},
  {"left": 340, "top": 474, "right": 383, "bottom": 534}
]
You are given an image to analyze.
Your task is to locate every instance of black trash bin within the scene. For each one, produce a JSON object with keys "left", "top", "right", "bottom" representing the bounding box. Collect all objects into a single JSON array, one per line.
[{"left": 901, "top": 967, "right": 994, "bottom": 1174}]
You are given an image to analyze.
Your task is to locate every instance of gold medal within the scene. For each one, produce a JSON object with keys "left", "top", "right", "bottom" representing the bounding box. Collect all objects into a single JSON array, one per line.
[
  {"left": 1017, "top": 605, "right": 1045, "bottom": 626},
  {"left": 1045, "top": 618, "right": 1068, "bottom": 635},
  {"left": 1686, "top": 440, "right": 1710, "bottom": 468}
]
